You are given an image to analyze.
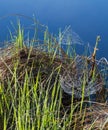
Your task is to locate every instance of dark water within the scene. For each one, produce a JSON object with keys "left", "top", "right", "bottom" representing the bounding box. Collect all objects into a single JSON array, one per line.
[{"left": 0, "top": 0, "right": 108, "bottom": 59}]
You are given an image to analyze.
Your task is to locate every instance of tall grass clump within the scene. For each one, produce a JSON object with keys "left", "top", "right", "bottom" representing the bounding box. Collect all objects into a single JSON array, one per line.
[{"left": 0, "top": 18, "right": 108, "bottom": 130}]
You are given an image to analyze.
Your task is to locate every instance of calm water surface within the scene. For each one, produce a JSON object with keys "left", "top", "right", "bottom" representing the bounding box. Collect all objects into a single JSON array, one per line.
[{"left": 0, "top": 0, "right": 108, "bottom": 59}]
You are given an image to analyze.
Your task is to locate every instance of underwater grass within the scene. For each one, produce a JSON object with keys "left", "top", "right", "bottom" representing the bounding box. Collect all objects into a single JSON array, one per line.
[{"left": 0, "top": 19, "right": 108, "bottom": 130}]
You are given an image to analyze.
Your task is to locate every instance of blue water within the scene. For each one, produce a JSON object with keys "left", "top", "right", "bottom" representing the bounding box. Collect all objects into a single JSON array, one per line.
[{"left": 0, "top": 0, "right": 108, "bottom": 59}]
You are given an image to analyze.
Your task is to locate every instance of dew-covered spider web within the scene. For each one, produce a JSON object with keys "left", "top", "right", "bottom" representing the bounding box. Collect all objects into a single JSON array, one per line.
[{"left": 57, "top": 26, "right": 108, "bottom": 97}]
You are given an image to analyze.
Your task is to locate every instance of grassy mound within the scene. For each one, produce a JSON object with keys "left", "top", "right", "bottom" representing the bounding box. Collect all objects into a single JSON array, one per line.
[{"left": 0, "top": 21, "right": 107, "bottom": 130}]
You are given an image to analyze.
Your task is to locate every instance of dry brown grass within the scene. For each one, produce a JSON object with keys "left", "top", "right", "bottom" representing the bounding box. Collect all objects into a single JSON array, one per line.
[{"left": 0, "top": 44, "right": 107, "bottom": 130}]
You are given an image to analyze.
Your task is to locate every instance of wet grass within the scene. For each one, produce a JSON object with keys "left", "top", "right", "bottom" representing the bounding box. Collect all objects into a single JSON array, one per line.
[{"left": 0, "top": 20, "right": 108, "bottom": 130}]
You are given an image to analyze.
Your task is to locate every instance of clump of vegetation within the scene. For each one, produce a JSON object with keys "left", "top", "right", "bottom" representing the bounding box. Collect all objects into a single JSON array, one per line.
[{"left": 0, "top": 19, "right": 108, "bottom": 130}]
